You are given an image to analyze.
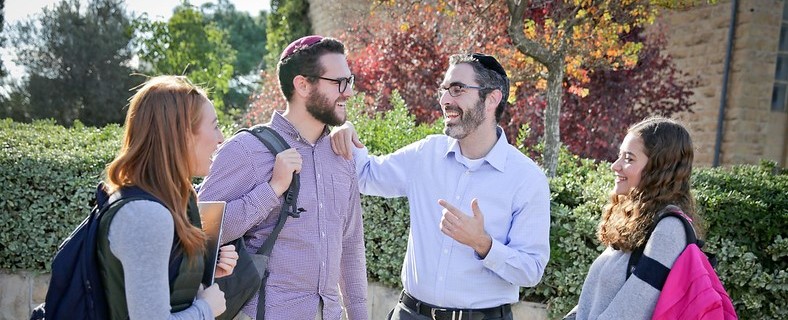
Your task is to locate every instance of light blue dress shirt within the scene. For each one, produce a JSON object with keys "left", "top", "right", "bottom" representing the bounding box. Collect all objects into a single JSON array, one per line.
[{"left": 353, "top": 128, "right": 551, "bottom": 309}]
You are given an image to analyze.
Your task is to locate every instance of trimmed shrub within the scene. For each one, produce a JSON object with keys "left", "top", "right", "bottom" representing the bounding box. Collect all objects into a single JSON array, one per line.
[
  {"left": 522, "top": 145, "right": 614, "bottom": 317},
  {"left": 691, "top": 163, "right": 787, "bottom": 319},
  {"left": 345, "top": 91, "right": 442, "bottom": 287},
  {"left": 0, "top": 119, "right": 236, "bottom": 271},
  {"left": 0, "top": 119, "right": 122, "bottom": 270}
]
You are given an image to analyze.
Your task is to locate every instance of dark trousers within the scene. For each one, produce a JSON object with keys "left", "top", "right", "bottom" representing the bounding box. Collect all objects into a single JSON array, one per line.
[{"left": 387, "top": 300, "right": 514, "bottom": 320}]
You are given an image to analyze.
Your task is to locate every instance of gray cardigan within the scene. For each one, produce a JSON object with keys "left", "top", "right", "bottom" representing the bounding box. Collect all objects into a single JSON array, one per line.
[
  {"left": 568, "top": 216, "right": 687, "bottom": 320},
  {"left": 108, "top": 199, "right": 214, "bottom": 320}
]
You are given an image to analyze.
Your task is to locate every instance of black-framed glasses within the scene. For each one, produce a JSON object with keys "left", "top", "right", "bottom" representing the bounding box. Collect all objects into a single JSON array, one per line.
[
  {"left": 305, "top": 74, "right": 355, "bottom": 93},
  {"left": 439, "top": 83, "right": 492, "bottom": 97}
]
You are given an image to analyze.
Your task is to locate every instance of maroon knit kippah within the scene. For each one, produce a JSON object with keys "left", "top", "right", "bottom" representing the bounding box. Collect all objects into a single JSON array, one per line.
[{"left": 280, "top": 35, "right": 324, "bottom": 61}]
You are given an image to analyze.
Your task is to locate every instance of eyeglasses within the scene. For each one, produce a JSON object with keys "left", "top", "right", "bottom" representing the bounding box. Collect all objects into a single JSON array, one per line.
[
  {"left": 305, "top": 74, "right": 355, "bottom": 93},
  {"left": 439, "top": 83, "right": 491, "bottom": 97}
]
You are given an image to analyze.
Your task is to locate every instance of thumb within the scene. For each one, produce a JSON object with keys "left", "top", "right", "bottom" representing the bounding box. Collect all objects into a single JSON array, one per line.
[
  {"left": 352, "top": 133, "right": 365, "bottom": 148},
  {"left": 471, "top": 198, "right": 483, "bottom": 220}
]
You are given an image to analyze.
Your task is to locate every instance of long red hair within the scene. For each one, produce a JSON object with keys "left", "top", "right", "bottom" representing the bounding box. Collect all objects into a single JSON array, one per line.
[{"left": 105, "top": 76, "right": 207, "bottom": 257}]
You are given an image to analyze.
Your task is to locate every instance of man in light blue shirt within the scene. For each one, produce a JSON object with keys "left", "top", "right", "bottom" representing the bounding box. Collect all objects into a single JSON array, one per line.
[{"left": 331, "top": 53, "right": 550, "bottom": 320}]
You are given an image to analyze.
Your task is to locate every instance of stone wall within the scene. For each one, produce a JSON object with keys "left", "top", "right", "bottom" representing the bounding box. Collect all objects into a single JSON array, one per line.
[
  {"left": 644, "top": 0, "right": 787, "bottom": 166},
  {"left": 0, "top": 270, "right": 48, "bottom": 320},
  {"left": 308, "top": 0, "right": 370, "bottom": 37},
  {"left": 0, "top": 269, "right": 547, "bottom": 320}
]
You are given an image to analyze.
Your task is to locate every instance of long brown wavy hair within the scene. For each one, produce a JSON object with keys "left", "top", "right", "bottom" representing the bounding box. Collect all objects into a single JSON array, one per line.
[
  {"left": 104, "top": 76, "right": 207, "bottom": 257},
  {"left": 598, "top": 117, "right": 699, "bottom": 251}
]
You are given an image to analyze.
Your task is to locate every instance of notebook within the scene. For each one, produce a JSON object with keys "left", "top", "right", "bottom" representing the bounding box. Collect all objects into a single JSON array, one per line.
[{"left": 197, "top": 201, "right": 226, "bottom": 287}]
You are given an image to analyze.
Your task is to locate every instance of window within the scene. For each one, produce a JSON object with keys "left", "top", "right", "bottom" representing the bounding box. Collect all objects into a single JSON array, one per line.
[{"left": 771, "top": 3, "right": 788, "bottom": 112}]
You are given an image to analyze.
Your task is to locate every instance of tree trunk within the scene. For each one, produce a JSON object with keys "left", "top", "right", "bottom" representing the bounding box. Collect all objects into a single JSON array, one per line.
[{"left": 544, "top": 58, "right": 565, "bottom": 177}]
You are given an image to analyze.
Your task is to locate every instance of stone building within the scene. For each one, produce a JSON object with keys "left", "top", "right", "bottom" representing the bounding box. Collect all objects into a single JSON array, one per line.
[
  {"left": 308, "top": 0, "right": 787, "bottom": 167},
  {"left": 658, "top": 0, "right": 787, "bottom": 167},
  {"left": 308, "top": 0, "right": 370, "bottom": 38}
]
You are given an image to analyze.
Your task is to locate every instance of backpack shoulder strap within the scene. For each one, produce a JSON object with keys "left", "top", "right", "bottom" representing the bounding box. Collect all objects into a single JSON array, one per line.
[
  {"left": 236, "top": 124, "right": 291, "bottom": 154},
  {"left": 657, "top": 210, "right": 698, "bottom": 245},
  {"left": 235, "top": 124, "right": 303, "bottom": 255},
  {"left": 626, "top": 207, "right": 697, "bottom": 279}
]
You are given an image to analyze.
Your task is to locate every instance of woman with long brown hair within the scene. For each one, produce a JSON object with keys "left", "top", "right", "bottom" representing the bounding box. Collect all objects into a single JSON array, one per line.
[
  {"left": 100, "top": 75, "right": 236, "bottom": 319},
  {"left": 565, "top": 117, "right": 700, "bottom": 319}
]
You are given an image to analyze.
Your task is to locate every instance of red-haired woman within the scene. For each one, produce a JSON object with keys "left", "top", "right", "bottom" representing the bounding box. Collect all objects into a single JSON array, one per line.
[{"left": 101, "top": 75, "right": 236, "bottom": 319}]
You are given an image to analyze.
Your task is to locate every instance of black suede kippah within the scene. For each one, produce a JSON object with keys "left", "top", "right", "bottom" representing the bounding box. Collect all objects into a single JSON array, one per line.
[{"left": 472, "top": 53, "right": 508, "bottom": 80}]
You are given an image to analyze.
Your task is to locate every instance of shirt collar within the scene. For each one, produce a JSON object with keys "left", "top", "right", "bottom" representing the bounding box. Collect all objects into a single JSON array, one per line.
[
  {"left": 269, "top": 110, "right": 330, "bottom": 145},
  {"left": 444, "top": 127, "right": 509, "bottom": 172}
]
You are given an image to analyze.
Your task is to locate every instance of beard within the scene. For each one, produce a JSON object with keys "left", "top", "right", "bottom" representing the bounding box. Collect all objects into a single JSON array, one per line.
[
  {"left": 443, "top": 99, "right": 486, "bottom": 140},
  {"left": 306, "top": 88, "right": 345, "bottom": 126}
]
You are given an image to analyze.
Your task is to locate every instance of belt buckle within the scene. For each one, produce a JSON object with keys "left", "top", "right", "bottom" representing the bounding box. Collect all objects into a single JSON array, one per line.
[{"left": 430, "top": 308, "right": 463, "bottom": 320}]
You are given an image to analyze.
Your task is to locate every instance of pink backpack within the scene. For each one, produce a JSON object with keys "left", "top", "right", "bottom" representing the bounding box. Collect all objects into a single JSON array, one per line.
[{"left": 629, "top": 209, "right": 738, "bottom": 320}]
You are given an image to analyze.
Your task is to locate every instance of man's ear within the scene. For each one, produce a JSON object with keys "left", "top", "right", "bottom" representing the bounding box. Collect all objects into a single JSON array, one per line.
[
  {"left": 485, "top": 89, "right": 502, "bottom": 113},
  {"left": 293, "top": 75, "right": 311, "bottom": 98}
]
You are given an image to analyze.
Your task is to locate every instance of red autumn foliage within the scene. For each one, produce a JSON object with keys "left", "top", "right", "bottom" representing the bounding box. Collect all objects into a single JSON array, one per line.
[
  {"left": 509, "top": 27, "right": 698, "bottom": 161},
  {"left": 243, "top": 2, "right": 697, "bottom": 161},
  {"left": 243, "top": 70, "right": 286, "bottom": 126}
]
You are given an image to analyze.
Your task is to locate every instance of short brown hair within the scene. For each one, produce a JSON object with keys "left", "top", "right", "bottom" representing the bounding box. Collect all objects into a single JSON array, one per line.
[
  {"left": 277, "top": 37, "right": 345, "bottom": 101},
  {"left": 449, "top": 54, "right": 509, "bottom": 122}
]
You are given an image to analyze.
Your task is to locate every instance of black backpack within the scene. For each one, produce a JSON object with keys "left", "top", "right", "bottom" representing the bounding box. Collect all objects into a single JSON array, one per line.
[{"left": 31, "top": 183, "right": 164, "bottom": 320}]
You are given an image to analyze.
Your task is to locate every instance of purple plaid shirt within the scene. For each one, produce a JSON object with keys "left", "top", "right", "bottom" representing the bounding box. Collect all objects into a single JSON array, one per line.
[{"left": 198, "top": 112, "right": 368, "bottom": 320}]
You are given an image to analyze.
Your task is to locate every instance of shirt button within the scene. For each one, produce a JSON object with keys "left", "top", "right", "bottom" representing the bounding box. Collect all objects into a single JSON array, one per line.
[
  {"left": 317, "top": 174, "right": 321, "bottom": 179},
  {"left": 321, "top": 232, "right": 325, "bottom": 238},
  {"left": 443, "top": 249, "right": 448, "bottom": 254},
  {"left": 438, "top": 276, "right": 444, "bottom": 281},
  {"left": 319, "top": 203, "right": 323, "bottom": 209},
  {"left": 455, "top": 196, "right": 460, "bottom": 200}
]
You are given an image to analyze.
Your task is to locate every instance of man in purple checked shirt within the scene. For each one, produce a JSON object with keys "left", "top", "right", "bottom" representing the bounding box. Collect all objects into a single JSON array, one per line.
[{"left": 198, "top": 35, "right": 367, "bottom": 320}]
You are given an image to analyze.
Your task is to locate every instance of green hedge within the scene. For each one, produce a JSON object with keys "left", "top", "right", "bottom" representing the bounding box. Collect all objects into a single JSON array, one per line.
[
  {"left": 0, "top": 119, "right": 122, "bottom": 271},
  {"left": 1, "top": 98, "right": 786, "bottom": 319},
  {"left": 345, "top": 92, "right": 442, "bottom": 287}
]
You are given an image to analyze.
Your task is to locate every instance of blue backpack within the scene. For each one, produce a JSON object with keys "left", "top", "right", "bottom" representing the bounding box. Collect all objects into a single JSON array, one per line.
[{"left": 31, "top": 183, "right": 162, "bottom": 320}]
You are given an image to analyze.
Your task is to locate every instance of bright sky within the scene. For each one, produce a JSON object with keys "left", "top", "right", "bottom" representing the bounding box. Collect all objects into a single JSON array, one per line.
[
  {"left": 5, "top": 0, "right": 271, "bottom": 23},
  {"left": 2, "top": 0, "right": 271, "bottom": 82}
]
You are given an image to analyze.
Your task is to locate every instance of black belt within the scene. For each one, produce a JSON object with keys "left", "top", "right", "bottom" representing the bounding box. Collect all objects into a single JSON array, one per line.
[{"left": 399, "top": 291, "right": 511, "bottom": 320}]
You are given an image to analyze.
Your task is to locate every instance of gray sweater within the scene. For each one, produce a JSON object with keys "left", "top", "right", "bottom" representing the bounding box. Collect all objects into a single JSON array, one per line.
[
  {"left": 108, "top": 199, "right": 213, "bottom": 320},
  {"left": 570, "top": 216, "right": 687, "bottom": 320}
]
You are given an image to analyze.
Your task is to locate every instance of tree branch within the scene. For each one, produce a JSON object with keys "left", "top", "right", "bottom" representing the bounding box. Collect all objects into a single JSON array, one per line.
[{"left": 506, "top": 0, "right": 554, "bottom": 66}]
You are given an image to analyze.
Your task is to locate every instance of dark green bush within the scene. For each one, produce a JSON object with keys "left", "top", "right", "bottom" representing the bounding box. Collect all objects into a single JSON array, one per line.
[
  {"left": 0, "top": 119, "right": 122, "bottom": 271},
  {"left": 0, "top": 119, "right": 236, "bottom": 271},
  {"left": 1, "top": 105, "right": 785, "bottom": 319},
  {"left": 345, "top": 91, "right": 442, "bottom": 287},
  {"left": 521, "top": 145, "right": 613, "bottom": 317},
  {"left": 691, "top": 163, "right": 787, "bottom": 319}
]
